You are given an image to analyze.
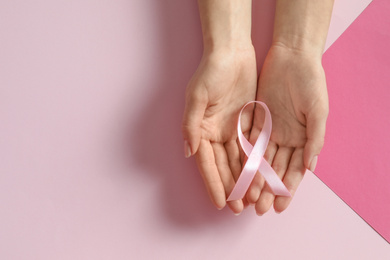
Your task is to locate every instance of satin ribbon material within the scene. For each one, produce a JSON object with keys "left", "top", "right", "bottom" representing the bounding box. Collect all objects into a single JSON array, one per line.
[{"left": 227, "top": 101, "right": 292, "bottom": 201}]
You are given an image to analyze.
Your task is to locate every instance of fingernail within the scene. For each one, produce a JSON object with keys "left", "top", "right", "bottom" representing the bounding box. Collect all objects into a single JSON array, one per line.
[
  {"left": 275, "top": 211, "right": 281, "bottom": 214},
  {"left": 184, "top": 140, "right": 192, "bottom": 158},
  {"left": 234, "top": 212, "right": 241, "bottom": 216},
  {"left": 256, "top": 212, "right": 263, "bottom": 216},
  {"left": 309, "top": 155, "right": 318, "bottom": 172}
]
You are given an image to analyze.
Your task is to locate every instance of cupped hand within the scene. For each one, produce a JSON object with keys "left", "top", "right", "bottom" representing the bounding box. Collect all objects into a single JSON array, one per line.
[
  {"left": 246, "top": 44, "right": 329, "bottom": 215},
  {"left": 182, "top": 47, "right": 257, "bottom": 214}
]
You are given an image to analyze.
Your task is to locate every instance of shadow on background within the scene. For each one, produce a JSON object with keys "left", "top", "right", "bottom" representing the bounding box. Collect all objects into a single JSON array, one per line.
[{"left": 125, "top": 0, "right": 233, "bottom": 228}]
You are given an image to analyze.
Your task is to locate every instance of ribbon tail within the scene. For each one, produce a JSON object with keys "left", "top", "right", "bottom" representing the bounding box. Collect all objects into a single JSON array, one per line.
[
  {"left": 258, "top": 159, "right": 291, "bottom": 197},
  {"left": 227, "top": 154, "right": 262, "bottom": 201},
  {"left": 227, "top": 169, "right": 256, "bottom": 201}
]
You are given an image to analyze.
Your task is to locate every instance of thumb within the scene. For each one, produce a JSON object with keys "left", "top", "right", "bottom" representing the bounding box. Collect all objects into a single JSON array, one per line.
[
  {"left": 181, "top": 87, "right": 207, "bottom": 158},
  {"left": 303, "top": 109, "right": 328, "bottom": 172}
]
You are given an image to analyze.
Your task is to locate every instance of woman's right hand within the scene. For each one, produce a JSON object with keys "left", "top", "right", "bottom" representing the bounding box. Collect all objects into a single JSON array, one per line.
[{"left": 182, "top": 46, "right": 257, "bottom": 214}]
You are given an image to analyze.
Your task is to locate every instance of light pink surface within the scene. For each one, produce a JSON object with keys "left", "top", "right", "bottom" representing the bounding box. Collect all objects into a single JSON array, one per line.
[
  {"left": 319, "top": 0, "right": 390, "bottom": 243},
  {"left": 0, "top": 0, "right": 389, "bottom": 259},
  {"left": 324, "top": 0, "right": 373, "bottom": 50}
]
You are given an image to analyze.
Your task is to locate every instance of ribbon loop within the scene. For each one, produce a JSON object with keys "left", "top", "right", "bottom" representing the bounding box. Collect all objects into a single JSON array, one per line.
[{"left": 227, "top": 101, "right": 291, "bottom": 201}]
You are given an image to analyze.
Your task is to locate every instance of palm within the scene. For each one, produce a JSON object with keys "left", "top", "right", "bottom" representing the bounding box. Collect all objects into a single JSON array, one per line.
[
  {"left": 183, "top": 49, "right": 257, "bottom": 212},
  {"left": 199, "top": 63, "right": 255, "bottom": 143},
  {"left": 247, "top": 46, "right": 328, "bottom": 214}
]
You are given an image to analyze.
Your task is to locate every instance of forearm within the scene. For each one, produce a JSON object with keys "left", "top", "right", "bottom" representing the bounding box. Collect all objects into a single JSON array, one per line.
[
  {"left": 272, "top": 0, "right": 334, "bottom": 57},
  {"left": 197, "top": 0, "right": 253, "bottom": 54}
]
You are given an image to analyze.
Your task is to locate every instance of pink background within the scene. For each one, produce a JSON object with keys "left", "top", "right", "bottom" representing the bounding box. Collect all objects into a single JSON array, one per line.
[
  {"left": 0, "top": 0, "right": 389, "bottom": 259},
  {"left": 319, "top": 0, "right": 390, "bottom": 243}
]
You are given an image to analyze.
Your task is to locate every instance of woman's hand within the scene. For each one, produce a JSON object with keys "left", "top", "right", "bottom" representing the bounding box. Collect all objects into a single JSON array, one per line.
[
  {"left": 182, "top": 0, "right": 256, "bottom": 214},
  {"left": 182, "top": 46, "right": 257, "bottom": 214},
  {"left": 246, "top": 44, "right": 329, "bottom": 215},
  {"left": 246, "top": 0, "right": 333, "bottom": 216}
]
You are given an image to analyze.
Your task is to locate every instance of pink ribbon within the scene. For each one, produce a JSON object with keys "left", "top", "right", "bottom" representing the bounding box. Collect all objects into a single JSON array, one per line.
[{"left": 227, "top": 101, "right": 291, "bottom": 201}]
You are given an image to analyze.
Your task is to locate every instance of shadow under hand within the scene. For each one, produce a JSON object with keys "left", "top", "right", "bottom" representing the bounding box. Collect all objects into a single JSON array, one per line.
[{"left": 124, "top": 0, "right": 235, "bottom": 229}]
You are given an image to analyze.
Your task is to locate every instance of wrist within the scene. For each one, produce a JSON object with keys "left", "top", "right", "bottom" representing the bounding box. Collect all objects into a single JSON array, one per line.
[
  {"left": 267, "top": 43, "right": 324, "bottom": 68},
  {"left": 198, "top": 0, "right": 252, "bottom": 54},
  {"left": 271, "top": 37, "right": 324, "bottom": 59},
  {"left": 202, "top": 43, "right": 255, "bottom": 64},
  {"left": 272, "top": 0, "right": 334, "bottom": 58},
  {"left": 198, "top": 44, "right": 256, "bottom": 79},
  {"left": 203, "top": 38, "right": 254, "bottom": 56}
]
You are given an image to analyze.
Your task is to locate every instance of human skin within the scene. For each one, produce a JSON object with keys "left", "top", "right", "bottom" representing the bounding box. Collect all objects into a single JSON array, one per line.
[
  {"left": 181, "top": 0, "right": 256, "bottom": 214},
  {"left": 182, "top": 0, "right": 334, "bottom": 215},
  {"left": 246, "top": 0, "right": 334, "bottom": 215}
]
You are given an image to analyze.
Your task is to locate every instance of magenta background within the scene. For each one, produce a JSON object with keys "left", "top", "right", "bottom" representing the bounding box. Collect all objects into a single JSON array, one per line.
[
  {"left": 0, "top": 0, "right": 389, "bottom": 259},
  {"left": 319, "top": 0, "right": 390, "bottom": 243}
]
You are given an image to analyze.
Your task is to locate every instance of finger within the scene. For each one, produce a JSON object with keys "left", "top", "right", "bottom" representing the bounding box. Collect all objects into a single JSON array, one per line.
[
  {"left": 224, "top": 140, "right": 242, "bottom": 182},
  {"left": 182, "top": 86, "right": 207, "bottom": 158},
  {"left": 245, "top": 140, "right": 278, "bottom": 205},
  {"left": 238, "top": 138, "right": 246, "bottom": 171},
  {"left": 195, "top": 139, "right": 226, "bottom": 210},
  {"left": 264, "top": 141, "right": 279, "bottom": 164},
  {"left": 246, "top": 172, "right": 264, "bottom": 205},
  {"left": 249, "top": 102, "right": 266, "bottom": 141},
  {"left": 274, "top": 148, "right": 306, "bottom": 213},
  {"left": 242, "top": 196, "right": 250, "bottom": 209},
  {"left": 213, "top": 142, "right": 244, "bottom": 215},
  {"left": 238, "top": 138, "right": 253, "bottom": 208},
  {"left": 304, "top": 108, "right": 328, "bottom": 172},
  {"left": 238, "top": 102, "right": 253, "bottom": 170},
  {"left": 241, "top": 102, "right": 255, "bottom": 139},
  {"left": 255, "top": 147, "right": 293, "bottom": 216}
]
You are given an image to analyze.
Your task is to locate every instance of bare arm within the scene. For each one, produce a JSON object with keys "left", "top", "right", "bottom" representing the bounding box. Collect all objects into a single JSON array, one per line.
[
  {"left": 182, "top": 0, "right": 256, "bottom": 213},
  {"left": 273, "top": 0, "right": 334, "bottom": 57},
  {"left": 247, "top": 0, "right": 334, "bottom": 215}
]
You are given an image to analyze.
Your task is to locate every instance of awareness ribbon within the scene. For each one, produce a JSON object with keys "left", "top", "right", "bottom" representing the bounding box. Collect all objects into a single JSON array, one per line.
[{"left": 227, "top": 101, "right": 291, "bottom": 201}]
